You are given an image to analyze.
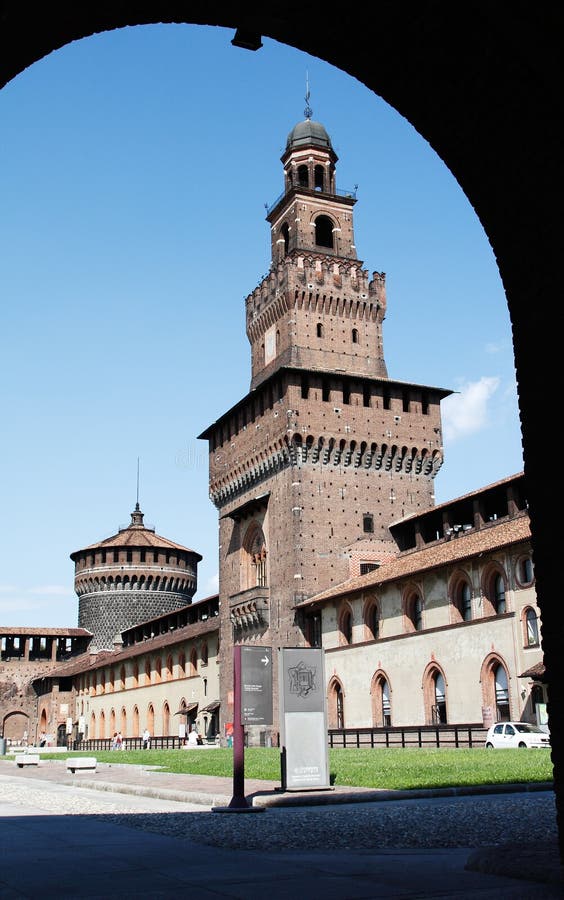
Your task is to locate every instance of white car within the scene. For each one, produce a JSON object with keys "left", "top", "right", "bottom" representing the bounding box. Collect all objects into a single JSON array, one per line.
[{"left": 485, "top": 721, "right": 550, "bottom": 749}]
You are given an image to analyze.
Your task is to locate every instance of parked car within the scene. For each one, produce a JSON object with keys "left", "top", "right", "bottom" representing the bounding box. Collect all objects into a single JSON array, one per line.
[{"left": 485, "top": 721, "right": 550, "bottom": 749}]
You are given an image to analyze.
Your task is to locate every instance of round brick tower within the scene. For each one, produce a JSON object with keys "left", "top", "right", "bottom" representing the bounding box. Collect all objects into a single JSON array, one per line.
[{"left": 71, "top": 505, "right": 202, "bottom": 649}]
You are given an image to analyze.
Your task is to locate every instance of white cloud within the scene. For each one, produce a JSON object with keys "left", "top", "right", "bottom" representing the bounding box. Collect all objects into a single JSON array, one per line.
[{"left": 442, "top": 376, "right": 500, "bottom": 442}]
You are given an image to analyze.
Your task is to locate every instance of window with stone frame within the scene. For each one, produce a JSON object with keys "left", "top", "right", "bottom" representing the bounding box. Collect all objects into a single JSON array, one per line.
[
  {"left": 405, "top": 590, "right": 423, "bottom": 632},
  {"left": 452, "top": 578, "right": 473, "bottom": 622},
  {"left": 339, "top": 605, "right": 353, "bottom": 645},
  {"left": 523, "top": 607, "right": 540, "bottom": 647},
  {"left": 242, "top": 522, "right": 268, "bottom": 590}
]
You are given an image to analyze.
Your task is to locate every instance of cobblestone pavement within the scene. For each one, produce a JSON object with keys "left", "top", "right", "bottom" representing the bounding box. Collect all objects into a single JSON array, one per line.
[{"left": 0, "top": 760, "right": 561, "bottom": 894}]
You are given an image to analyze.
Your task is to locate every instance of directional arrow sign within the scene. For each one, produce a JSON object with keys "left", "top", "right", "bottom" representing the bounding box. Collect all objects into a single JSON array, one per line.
[{"left": 240, "top": 646, "right": 273, "bottom": 725}]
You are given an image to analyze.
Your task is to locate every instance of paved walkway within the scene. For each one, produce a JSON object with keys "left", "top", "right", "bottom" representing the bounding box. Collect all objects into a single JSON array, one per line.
[{"left": 0, "top": 757, "right": 561, "bottom": 898}]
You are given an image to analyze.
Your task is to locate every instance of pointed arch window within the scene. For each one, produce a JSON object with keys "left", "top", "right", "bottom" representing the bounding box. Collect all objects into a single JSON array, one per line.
[
  {"left": 352, "top": 328, "right": 359, "bottom": 344},
  {"left": 316, "top": 322, "right": 324, "bottom": 338},
  {"left": 314, "top": 164, "right": 325, "bottom": 191},
  {"left": 339, "top": 606, "right": 353, "bottom": 645},
  {"left": 364, "top": 600, "right": 380, "bottom": 641},
  {"left": 314, "top": 215, "right": 334, "bottom": 248}
]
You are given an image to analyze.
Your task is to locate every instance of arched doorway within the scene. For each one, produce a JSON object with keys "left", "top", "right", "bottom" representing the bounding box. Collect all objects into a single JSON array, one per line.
[{"left": 0, "top": 11, "right": 560, "bottom": 859}]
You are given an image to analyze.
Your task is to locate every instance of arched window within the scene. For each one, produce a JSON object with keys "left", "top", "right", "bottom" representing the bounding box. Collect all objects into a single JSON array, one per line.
[
  {"left": 242, "top": 522, "right": 267, "bottom": 590},
  {"left": 108, "top": 669, "right": 114, "bottom": 692},
  {"left": 147, "top": 704, "right": 154, "bottom": 735},
  {"left": 298, "top": 164, "right": 308, "bottom": 187},
  {"left": 452, "top": 578, "right": 472, "bottom": 622},
  {"left": 178, "top": 652, "right": 186, "bottom": 677},
  {"left": 364, "top": 599, "right": 380, "bottom": 641},
  {"left": 109, "top": 709, "right": 115, "bottom": 735},
  {"left": 144, "top": 659, "right": 151, "bottom": 685},
  {"left": 132, "top": 662, "right": 139, "bottom": 688},
  {"left": 201, "top": 642, "right": 209, "bottom": 666},
  {"left": 524, "top": 607, "right": 540, "bottom": 646},
  {"left": 120, "top": 707, "right": 127, "bottom": 736},
  {"left": 372, "top": 672, "right": 391, "bottom": 727},
  {"left": 516, "top": 554, "right": 534, "bottom": 586},
  {"left": 189, "top": 648, "right": 198, "bottom": 677},
  {"left": 484, "top": 568, "right": 507, "bottom": 615},
  {"left": 352, "top": 328, "right": 359, "bottom": 344},
  {"left": 163, "top": 702, "right": 170, "bottom": 736},
  {"left": 328, "top": 679, "right": 345, "bottom": 729},
  {"left": 423, "top": 664, "right": 448, "bottom": 724},
  {"left": 339, "top": 606, "right": 353, "bottom": 645},
  {"left": 314, "top": 164, "right": 324, "bottom": 191},
  {"left": 494, "top": 664, "right": 510, "bottom": 720},
  {"left": 133, "top": 706, "right": 139, "bottom": 738},
  {"left": 90, "top": 712, "right": 95, "bottom": 739},
  {"left": 316, "top": 322, "right": 323, "bottom": 338},
  {"left": 405, "top": 590, "right": 423, "bottom": 632},
  {"left": 99, "top": 710, "right": 106, "bottom": 740},
  {"left": 314, "top": 215, "right": 334, "bottom": 248}
]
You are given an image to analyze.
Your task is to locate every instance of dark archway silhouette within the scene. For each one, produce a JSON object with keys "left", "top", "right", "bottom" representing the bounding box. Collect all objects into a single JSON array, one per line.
[{"left": 0, "top": 7, "right": 561, "bottom": 860}]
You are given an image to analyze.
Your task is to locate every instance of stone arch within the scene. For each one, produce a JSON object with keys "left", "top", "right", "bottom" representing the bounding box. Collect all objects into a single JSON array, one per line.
[
  {"left": 0, "top": 8, "right": 561, "bottom": 857},
  {"left": 422, "top": 661, "right": 448, "bottom": 725},
  {"left": 480, "top": 653, "right": 512, "bottom": 724}
]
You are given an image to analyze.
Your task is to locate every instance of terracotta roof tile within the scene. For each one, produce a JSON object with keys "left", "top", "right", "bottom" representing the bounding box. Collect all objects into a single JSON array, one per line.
[{"left": 297, "top": 514, "right": 531, "bottom": 607}]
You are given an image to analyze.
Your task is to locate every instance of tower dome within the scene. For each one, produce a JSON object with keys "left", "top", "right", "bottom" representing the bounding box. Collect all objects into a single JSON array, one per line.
[
  {"left": 71, "top": 505, "right": 202, "bottom": 649},
  {"left": 285, "top": 118, "right": 333, "bottom": 152}
]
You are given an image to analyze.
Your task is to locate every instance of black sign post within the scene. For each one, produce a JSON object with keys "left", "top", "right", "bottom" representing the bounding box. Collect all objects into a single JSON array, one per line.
[
  {"left": 241, "top": 646, "right": 273, "bottom": 726},
  {"left": 212, "top": 645, "right": 271, "bottom": 814}
]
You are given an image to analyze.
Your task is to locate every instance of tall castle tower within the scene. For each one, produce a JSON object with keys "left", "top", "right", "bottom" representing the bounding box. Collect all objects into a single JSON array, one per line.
[{"left": 199, "top": 108, "right": 451, "bottom": 736}]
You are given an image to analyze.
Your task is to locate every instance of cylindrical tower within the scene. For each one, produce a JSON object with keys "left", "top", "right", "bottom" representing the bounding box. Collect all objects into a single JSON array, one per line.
[{"left": 71, "top": 505, "right": 202, "bottom": 649}]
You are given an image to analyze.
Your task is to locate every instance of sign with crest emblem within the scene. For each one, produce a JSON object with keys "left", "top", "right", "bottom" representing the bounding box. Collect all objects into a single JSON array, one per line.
[{"left": 279, "top": 647, "right": 330, "bottom": 791}]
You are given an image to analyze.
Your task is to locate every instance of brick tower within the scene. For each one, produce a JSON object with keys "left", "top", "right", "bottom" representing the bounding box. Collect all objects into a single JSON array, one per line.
[
  {"left": 199, "top": 109, "right": 451, "bottom": 740},
  {"left": 71, "top": 504, "right": 202, "bottom": 650}
]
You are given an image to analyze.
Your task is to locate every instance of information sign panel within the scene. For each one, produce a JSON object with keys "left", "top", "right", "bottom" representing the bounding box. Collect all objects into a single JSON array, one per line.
[
  {"left": 279, "top": 647, "right": 330, "bottom": 791},
  {"left": 241, "top": 646, "right": 273, "bottom": 725}
]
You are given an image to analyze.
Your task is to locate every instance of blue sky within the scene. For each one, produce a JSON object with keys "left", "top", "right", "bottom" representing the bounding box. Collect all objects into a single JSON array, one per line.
[{"left": 0, "top": 24, "right": 523, "bottom": 627}]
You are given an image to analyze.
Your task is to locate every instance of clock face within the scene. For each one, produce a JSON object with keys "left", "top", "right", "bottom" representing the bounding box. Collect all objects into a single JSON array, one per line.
[{"left": 265, "top": 326, "right": 276, "bottom": 364}]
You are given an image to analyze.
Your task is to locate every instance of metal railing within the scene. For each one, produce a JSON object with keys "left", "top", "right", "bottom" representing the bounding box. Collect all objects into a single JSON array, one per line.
[{"left": 328, "top": 724, "right": 488, "bottom": 750}]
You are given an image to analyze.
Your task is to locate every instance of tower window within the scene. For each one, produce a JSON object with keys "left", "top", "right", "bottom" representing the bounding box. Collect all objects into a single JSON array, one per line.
[
  {"left": 363, "top": 384, "right": 371, "bottom": 408},
  {"left": 322, "top": 379, "right": 330, "bottom": 402},
  {"left": 314, "top": 164, "right": 324, "bottom": 191},
  {"left": 316, "top": 322, "right": 323, "bottom": 338},
  {"left": 314, "top": 215, "right": 334, "bottom": 249},
  {"left": 342, "top": 382, "right": 350, "bottom": 404},
  {"left": 280, "top": 222, "right": 290, "bottom": 255},
  {"left": 298, "top": 164, "right": 308, "bottom": 187},
  {"left": 352, "top": 328, "right": 359, "bottom": 344},
  {"left": 363, "top": 514, "right": 374, "bottom": 534},
  {"left": 301, "top": 375, "right": 309, "bottom": 399}
]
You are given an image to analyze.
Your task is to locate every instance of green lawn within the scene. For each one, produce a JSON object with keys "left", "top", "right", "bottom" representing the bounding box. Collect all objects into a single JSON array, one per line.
[{"left": 36, "top": 746, "right": 554, "bottom": 791}]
